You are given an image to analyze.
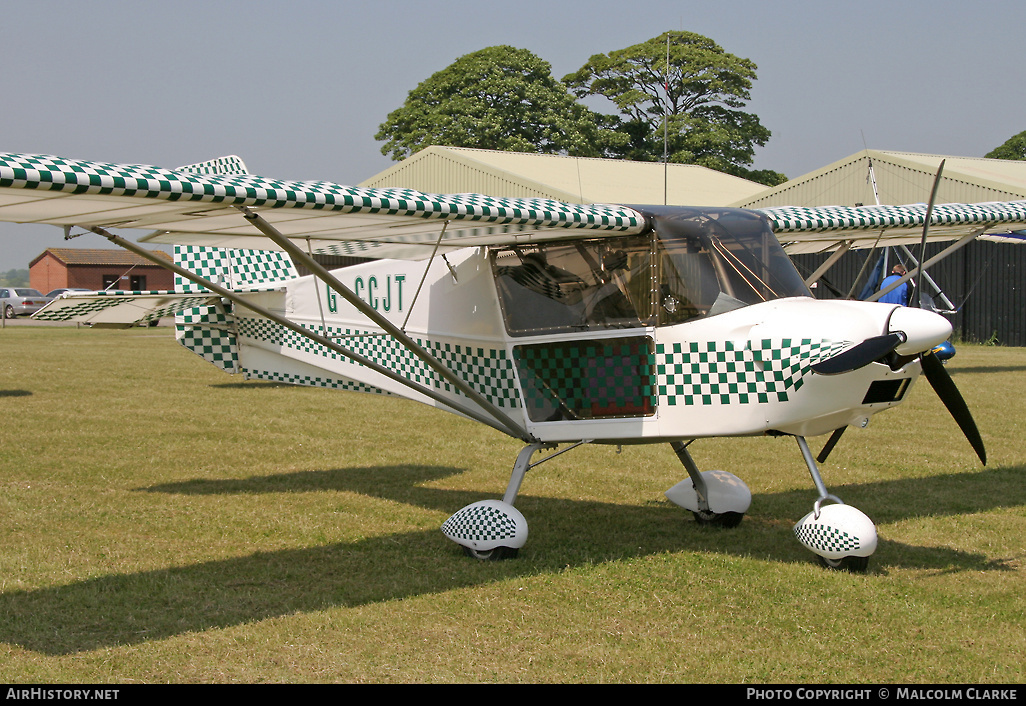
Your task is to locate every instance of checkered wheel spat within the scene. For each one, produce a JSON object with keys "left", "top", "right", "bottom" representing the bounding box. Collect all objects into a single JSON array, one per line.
[
  {"left": 793, "top": 503, "right": 877, "bottom": 560},
  {"left": 794, "top": 521, "right": 862, "bottom": 554},
  {"left": 441, "top": 500, "right": 528, "bottom": 553}
]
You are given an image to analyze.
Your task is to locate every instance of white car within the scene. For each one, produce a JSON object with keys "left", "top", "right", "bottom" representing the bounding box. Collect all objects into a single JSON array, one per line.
[
  {"left": 1, "top": 288, "right": 49, "bottom": 318},
  {"left": 45, "top": 288, "right": 92, "bottom": 299}
]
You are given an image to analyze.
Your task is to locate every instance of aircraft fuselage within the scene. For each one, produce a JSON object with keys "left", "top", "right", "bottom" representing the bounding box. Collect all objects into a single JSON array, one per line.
[{"left": 192, "top": 206, "right": 951, "bottom": 445}]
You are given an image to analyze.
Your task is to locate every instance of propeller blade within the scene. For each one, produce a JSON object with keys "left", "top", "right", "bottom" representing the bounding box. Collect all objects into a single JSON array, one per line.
[
  {"left": 920, "top": 351, "right": 986, "bottom": 465},
  {"left": 915, "top": 160, "right": 945, "bottom": 308},
  {"left": 812, "top": 333, "right": 904, "bottom": 375}
]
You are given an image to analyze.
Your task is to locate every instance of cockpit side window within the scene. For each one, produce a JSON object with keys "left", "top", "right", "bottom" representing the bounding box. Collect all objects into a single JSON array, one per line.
[
  {"left": 492, "top": 237, "right": 653, "bottom": 336},
  {"left": 491, "top": 208, "right": 809, "bottom": 336}
]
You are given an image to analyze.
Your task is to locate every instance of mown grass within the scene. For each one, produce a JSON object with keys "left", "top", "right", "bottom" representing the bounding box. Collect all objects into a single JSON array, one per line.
[{"left": 0, "top": 326, "right": 1023, "bottom": 683}]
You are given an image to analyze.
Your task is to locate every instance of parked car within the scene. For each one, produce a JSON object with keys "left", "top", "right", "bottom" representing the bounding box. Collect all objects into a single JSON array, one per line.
[
  {"left": 0, "top": 288, "right": 48, "bottom": 318},
  {"left": 45, "top": 288, "right": 92, "bottom": 299}
]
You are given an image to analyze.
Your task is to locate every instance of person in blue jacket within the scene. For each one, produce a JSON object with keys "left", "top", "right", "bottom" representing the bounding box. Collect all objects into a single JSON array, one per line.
[{"left": 878, "top": 263, "right": 912, "bottom": 306}]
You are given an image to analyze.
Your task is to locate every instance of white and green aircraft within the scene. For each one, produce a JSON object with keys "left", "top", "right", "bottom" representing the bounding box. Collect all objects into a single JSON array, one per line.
[{"left": 4, "top": 152, "right": 1024, "bottom": 571}]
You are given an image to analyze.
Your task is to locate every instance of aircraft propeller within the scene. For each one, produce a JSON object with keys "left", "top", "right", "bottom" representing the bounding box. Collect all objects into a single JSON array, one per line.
[
  {"left": 814, "top": 157, "right": 984, "bottom": 467},
  {"left": 810, "top": 333, "right": 904, "bottom": 376},
  {"left": 814, "top": 344, "right": 986, "bottom": 465}
]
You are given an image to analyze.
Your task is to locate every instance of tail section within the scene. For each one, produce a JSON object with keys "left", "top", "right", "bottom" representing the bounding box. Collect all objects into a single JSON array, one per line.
[
  {"left": 173, "top": 244, "right": 298, "bottom": 374},
  {"left": 175, "top": 155, "right": 250, "bottom": 176},
  {"left": 172, "top": 244, "right": 395, "bottom": 397}
]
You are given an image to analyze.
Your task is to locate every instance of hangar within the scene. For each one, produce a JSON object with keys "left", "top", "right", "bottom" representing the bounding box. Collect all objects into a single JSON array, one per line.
[
  {"left": 733, "top": 149, "right": 1026, "bottom": 211},
  {"left": 359, "top": 145, "right": 767, "bottom": 206}
]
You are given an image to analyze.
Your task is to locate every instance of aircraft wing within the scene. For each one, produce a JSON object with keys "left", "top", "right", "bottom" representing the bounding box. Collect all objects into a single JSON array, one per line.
[
  {"left": 759, "top": 202, "right": 1026, "bottom": 254},
  {"left": 0, "top": 153, "right": 647, "bottom": 260}
]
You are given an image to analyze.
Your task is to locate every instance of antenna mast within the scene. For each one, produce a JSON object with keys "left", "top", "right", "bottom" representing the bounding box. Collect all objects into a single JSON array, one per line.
[{"left": 663, "top": 33, "right": 669, "bottom": 205}]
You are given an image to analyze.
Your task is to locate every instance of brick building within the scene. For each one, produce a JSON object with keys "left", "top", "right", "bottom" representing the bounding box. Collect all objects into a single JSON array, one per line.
[{"left": 30, "top": 248, "right": 174, "bottom": 294}]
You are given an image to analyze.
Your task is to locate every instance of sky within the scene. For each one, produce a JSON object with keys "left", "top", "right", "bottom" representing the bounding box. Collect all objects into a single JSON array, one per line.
[{"left": 1, "top": 0, "right": 1024, "bottom": 272}]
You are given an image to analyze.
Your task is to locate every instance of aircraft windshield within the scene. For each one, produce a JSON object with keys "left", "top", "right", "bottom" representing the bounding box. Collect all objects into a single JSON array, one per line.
[{"left": 491, "top": 207, "right": 809, "bottom": 336}]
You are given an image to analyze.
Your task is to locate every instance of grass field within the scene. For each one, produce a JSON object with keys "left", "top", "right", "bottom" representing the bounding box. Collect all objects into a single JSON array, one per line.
[{"left": 0, "top": 326, "right": 1023, "bottom": 683}]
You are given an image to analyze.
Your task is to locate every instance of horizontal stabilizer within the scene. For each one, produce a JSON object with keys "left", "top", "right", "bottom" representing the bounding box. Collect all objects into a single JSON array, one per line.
[{"left": 33, "top": 291, "right": 219, "bottom": 327}]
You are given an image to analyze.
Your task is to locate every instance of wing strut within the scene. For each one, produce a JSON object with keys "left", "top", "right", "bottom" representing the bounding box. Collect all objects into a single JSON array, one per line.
[
  {"left": 803, "top": 240, "right": 852, "bottom": 287},
  {"left": 864, "top": 228, "right": 986, "bottom": 303},
  {"left": 896, "top": 245, "right": 956, "bottom": 311},
  {"left": 84, "top": 224, "right": 533, "bottom": 442},
  {"left": 236, "top": 206, "right": 533, "bottom": 442}
]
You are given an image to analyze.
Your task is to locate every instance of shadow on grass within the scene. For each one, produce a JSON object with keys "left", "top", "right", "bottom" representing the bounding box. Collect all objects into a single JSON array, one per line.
[
  {"left": 1, "top": 464, "right": 1022, "bottom": 655},
  {"left": 140, "top": 464, "right": 468, "bottom": 513},
  {"left": 0, "top": 389, "right": 32, "bottom": 397}
]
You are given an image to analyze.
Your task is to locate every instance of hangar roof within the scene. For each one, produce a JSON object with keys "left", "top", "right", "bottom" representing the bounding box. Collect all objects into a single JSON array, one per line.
[
  {"left": 732, "top": 149, "right": 1026, "bottom": 210},
  {"left": 360, "top": 145, "right": 767, "bottom": 207},
  {"left": 30, "top": 248, "right": 171, "bottom": 268}
]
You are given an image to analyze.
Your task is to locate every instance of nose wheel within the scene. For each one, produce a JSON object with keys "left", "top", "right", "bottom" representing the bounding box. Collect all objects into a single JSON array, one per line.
[
  {"left": 793, "top": 437, "right": 877, "bottom": 572},
  {"left": 691, "top": 508, "right": 745, "bottom": 528}
]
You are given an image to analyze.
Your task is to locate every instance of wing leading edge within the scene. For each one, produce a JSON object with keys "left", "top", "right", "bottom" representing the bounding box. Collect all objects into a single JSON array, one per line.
[
  {"left": 760, "top": 202, "right": 1026, "bottom": 254},
  {"left": 0, "top": 152, "right": 647, "bottom": 260}
]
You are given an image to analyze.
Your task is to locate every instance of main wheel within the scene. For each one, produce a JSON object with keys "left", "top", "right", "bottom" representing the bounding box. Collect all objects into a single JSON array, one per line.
[
  {"left": 3, "top": 305, "right": 13, "bottom": 319},
  {"left": 462, "top": 545, "right": 519, "bottom": 561},
  {"left": 692, "top": 510, "right": 745, "bottom": 528},
  {"left": 818, "top": 555, "right": 870, "bottom": 573}
]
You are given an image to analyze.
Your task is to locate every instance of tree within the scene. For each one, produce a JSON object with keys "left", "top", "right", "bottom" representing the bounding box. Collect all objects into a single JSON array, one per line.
[
  {"left": 985, "top": 131, "right": 1026, "bottom": 160},
  {"left": 563, "top": 31, "right": 786, "bottom": 186},
  {"left": 376, "top": 46, "right": 608, "bottom": 161},
  {"left": 0, "top": 269, "right": 28, "bottom": 287}
]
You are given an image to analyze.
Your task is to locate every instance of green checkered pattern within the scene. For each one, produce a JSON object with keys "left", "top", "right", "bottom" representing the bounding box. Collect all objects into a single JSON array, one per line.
[
  {"left": 762, "top": 201, "right": 1026, "bottom": 234},
  {"left": 173, "top": 244, "right": 292, "bottom": 374},
  {"left": 442, "top": 504, "right": 520, "bottom": 543},
  {"left": 33, "top": 291, "right": 212, "bottom": 322},
  {"left": 174, "top": 245, "right": 297, "bottom": 292},
  {"left": 243, "top": 367, "right": 391, "bottom": 395},
  {"left": 175, "top": 155, "right": 249, "bottom": 175},
  {"left": 0, "top": 152, "right": 645, "bottom": 232},
  {"left": 234, "top": 316, "right": 520, "bottom": 407},
  {"left": 175, "top": 300, "right": 239, "bottom": 373},
  {"left": 794, "top": 521, "right": 862, "bottom": 554},
  {"left": 655, "top": 338, "right": 851, "bottom": 406},
  {"left": 514, "top": 337, "right": 655, "bottom": 421}
]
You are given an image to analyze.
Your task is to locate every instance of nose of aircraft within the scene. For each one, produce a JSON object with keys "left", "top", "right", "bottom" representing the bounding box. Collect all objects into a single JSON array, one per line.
[{"left": 887, "top": 306, "right": 952, "bottom": 355}]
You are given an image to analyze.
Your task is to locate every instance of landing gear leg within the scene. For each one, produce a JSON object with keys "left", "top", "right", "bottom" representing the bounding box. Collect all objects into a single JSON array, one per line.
[
  {"left": 665, "top": 441, "right": 750, "bottom": 527},
  {"left": 502, "top": 442, "right": 552, "bottom": 506},
  {"left": 792, "top": 436, "right": 877, "bottom": 572},
  {"left": 796, "top": 435, "right": 843, "bottom": 508},
  {"left": 443, "top": 441, "right": 587, "bottom": 560}
]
